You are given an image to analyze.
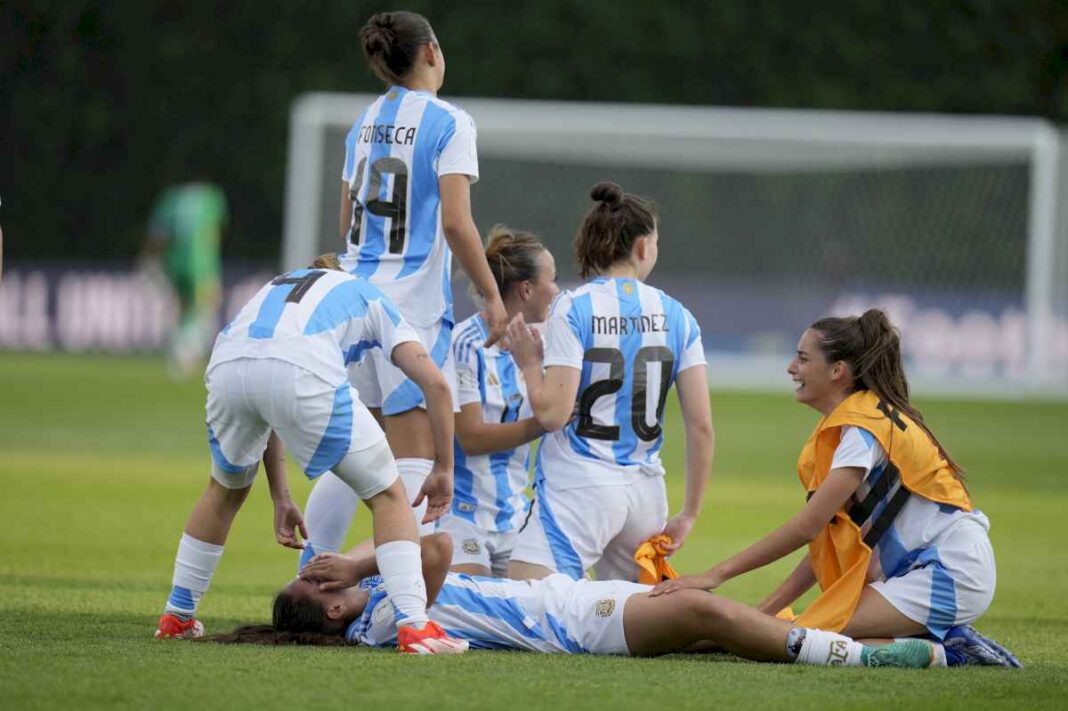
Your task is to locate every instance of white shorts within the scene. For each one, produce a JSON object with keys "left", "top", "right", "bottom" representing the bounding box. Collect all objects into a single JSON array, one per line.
[
  {"left": 349, "top": 318, "right": 458, "bottom": 416},
  {"left": 436, "top": 515, "right": 516, "bottom": 577},
  {"left": 869, "top": 516, "right": 996, "bottom": 639},
  {"left": 536, "top": 574, "right": 650, "bottom": 655},
  {"left": 511, "top": 476, "right": 668, "bottom": 581},
  {"left": 205, "top": 358, "right": 390, "bottom": 497}
]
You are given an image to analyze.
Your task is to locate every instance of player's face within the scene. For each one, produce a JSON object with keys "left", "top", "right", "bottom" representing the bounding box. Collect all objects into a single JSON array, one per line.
[
  {"left": 787, "top": 329, "right": 839, "bottom": 411},
  {"left": 526, "top": 249, "right": 559, "bottom": 322},
  {"left": 284, "top": 578, "right": 369, "bottom": 631},
  {"left": 635, "top": 228, "right": 659, "bottom": 280}
]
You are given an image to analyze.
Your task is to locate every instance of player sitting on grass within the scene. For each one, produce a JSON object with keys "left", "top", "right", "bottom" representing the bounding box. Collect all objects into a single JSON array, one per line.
[
  {"left": 209, "top": 532, "right": 939, "bottom": 667},
  {"left": 155, "top": 256, "right": 465, "bottom": 654},
  {"left": 651, "top": 310, "right": 1021, "bottom": 667}
]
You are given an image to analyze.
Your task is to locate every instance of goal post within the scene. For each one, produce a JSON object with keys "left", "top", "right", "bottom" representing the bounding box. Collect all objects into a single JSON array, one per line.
[{"left": 283, "top": 93, "right": 1066, "bottom": 397}]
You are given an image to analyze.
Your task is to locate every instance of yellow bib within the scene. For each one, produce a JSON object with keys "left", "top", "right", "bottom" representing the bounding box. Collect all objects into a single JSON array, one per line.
[{"left": 794, "top": 390, "right": 970, "bottom": 631}]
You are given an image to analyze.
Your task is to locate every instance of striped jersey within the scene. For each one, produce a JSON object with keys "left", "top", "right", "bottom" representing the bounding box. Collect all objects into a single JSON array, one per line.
[
  {"left": 832, "top": 426, "right": 991, "bottom": 583},
  {"left": 444, "top": 313, "right": 532, "bottom": 532},
  {"left": 537, "top": 277, "right": 705, "bottom": 490},
  {"left": 207, "top": 269, "right": 419, "bottom": 386},
  {"left": 340, "top": 86, "right": 479, "bottom": 327},
  {"left": 347, "top": 573, "right": 598, "bottom": 653}
]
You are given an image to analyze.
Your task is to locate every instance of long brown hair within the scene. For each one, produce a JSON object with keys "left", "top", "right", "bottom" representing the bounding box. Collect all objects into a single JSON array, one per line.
[
  {"left": 574, "top": 181, "right": 657, "bottom": 278},
  {"left": 810, "top": 309, "right": 965, "bottom": 479},
  {"left": 359, "top": 11, "right": 435, "bottom": 85},
  {"left": 201, "top": 587, "right": 355, "bottom": 646}
]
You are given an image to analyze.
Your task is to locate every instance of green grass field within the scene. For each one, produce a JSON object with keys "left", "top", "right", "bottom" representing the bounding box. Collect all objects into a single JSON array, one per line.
[{"left": 1, "top": 353, "right": 1066, "bottom": 709}]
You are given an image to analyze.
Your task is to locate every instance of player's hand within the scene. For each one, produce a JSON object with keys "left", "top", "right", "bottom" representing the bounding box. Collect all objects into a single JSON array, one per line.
[
  {"left": 649, "top": 568, "right": 725, "bottom": 597},
  {"left": 273, "top": 498, "right": 308, "bottom": 550},
  {"left": 412, "top": 464, "right": 453, "bottom": 524},
  {"left": 482, "top": 295, "right": 509, "bottom": 348},
  {"left": 660, "top": 513, "right": 696, "bottom": 553},
  {"left": 300, "top": 552, "right": 361, "bottom": 591},
  {"left": 505, "top": 313, "right": 543, "bottom": 369}
]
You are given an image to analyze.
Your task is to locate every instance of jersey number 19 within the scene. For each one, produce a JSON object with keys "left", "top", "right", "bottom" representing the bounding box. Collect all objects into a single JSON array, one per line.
[{"left": 348, "top": 156, "right": 409, "bottom": 255}]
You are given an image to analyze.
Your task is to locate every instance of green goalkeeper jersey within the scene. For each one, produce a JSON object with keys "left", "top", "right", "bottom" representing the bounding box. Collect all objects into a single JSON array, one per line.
[{"left": 149, "top": 183, "right": 228, "bottom": 283}]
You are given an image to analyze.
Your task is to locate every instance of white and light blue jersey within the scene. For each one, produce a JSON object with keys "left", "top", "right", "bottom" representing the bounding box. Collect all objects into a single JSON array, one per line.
[
  {"left": 537, "top": 277, "right": 705, "bottom": 490},
  {"left": 832, "top": 426, "right": 991, "bottom": 586},
  {"left": 207, "top": 269, "right": 419, "bottom": 386},
  {"left": 340, "top": 86, "right": 479, "bottom": 328},
  {"left": 445, "top": 313, "right": 532, "bottom": 532},
  {"left": 347, "top": 573, "right": 592, "bottom": 654}
]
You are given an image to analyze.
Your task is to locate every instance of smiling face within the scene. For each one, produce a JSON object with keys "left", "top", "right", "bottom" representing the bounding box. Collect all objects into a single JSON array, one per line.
[{"left": 786, "top": 328, "right": 853, "bottom": 415}]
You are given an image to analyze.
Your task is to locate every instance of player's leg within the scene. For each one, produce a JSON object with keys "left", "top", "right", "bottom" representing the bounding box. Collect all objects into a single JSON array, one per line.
[
  {"left": 622, "top": 590, "right": 934, "bottom": 667},
  {"left": 158, "top": 361, "right": 267, "bottom": 638},
  {"left": 298, "top": 471, "right": 359, "bottom": 570}
]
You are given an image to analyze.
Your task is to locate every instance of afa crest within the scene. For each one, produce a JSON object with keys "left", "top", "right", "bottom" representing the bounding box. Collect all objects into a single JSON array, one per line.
[
  {"left": 595, "top": 598, "right": 616, "bottom": 617},
  {"left": 462, "top": 538, "right": 481, "bottom": 555},
  {"left": 622, "top": 282, "right": 635, "bottom": 295}
]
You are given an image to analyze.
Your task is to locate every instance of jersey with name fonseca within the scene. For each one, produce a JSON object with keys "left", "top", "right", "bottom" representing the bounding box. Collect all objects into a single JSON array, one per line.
[
  {"left": 538, "top": 277, "right": 705, "bottom": 490},
  {"left": 207, "top": 269, "right": 419, "bottom": 386},
  {"left": 447, "top": 313, "right": 532, "bottom": 533},
  {"left": 341, "top": 86, "right": 478, "bottom": 327}
]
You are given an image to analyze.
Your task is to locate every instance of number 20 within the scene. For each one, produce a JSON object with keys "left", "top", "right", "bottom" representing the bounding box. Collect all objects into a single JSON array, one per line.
[
  {"left": 576, "top": 346, "right": 674, "bottom": 442},
  {"left": 348, "top": 156, "right": 409, "bottom": 254}
]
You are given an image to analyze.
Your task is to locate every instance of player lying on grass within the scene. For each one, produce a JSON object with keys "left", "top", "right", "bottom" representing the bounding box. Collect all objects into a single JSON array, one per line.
[
  {"left": 156, "top": 257, "right": 465, "bottom": 654},
  {"left": 298, "top": 226, "right": 558, "bottom": 577},
  {"left": 211, "top": 532, "right": 941, "bottom": 667},
  {"left": 651, "top": 310, "right": 1021, "bottom": 667}
]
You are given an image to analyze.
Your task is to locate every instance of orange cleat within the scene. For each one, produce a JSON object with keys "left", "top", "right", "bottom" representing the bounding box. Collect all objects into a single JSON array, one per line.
[
  {"left": 155, "top": 613, "right": 204, "bottom": 639},
  {"left": 396, "top": 620, "right": 468, "bottom": 655}
]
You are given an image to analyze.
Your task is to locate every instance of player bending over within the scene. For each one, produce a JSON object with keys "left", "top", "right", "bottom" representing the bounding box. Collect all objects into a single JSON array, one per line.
[{"left": 155, "top": 260, "right": 464, "bottom": 654}]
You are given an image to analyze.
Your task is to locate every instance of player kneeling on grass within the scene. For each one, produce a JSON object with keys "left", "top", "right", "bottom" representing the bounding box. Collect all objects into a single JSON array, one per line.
[
  {"left": 156, "top": 255, "right": 466, "bottom": 654},
  {"left": 209, "top": 532, "right": 938, "bottom": 667},
  {"left": 650, "top": 310, "right": 1020, "bottom": 668}
]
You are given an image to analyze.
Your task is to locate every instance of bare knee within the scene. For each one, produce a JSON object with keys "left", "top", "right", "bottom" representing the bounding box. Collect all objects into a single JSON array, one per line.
[
  {"left": 678, "top": 590, "right": 739, "bottom": 626},
  {"left": 206, "top": 478, "right": 252, "bottom": 507}
]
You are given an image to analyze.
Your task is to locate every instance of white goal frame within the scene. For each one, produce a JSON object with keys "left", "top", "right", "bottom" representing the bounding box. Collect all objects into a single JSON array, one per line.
[{"left": 283, "top": 93, "right": 1064, "bottom": 395}]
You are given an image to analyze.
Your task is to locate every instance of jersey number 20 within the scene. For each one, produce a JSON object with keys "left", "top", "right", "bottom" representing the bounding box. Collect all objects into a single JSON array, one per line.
[
  {"left": 576, "top": 346, "right": 674, "bottom": 442},
  {"left": 348, "top": 157, "right": 409, "bottom": 254}
]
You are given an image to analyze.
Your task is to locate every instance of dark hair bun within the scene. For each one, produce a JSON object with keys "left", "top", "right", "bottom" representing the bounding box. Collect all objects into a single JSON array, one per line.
[
  {"left": 590, "top": 181, "right": 623, "bottom": 207},
  {"left": 364, "top": 14, "right": 396, "bottom": 50}
]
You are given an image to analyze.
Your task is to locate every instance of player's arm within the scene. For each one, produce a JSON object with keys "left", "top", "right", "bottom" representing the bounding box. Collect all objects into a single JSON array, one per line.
[
  {"left": 651, "top": 467, "right": 863, "bottom": 595},
  {"left": 455, "top": 403, "right": 544, "bottom": 455},
  {"left": 756, "top": 554, "right": 817, "bottom": 616},
  {"left": 301, "top": 532, "right": 453, "bottom": 606},
  {"left": 439, "top": 174, "right": 506, "bottom": 347},
  {"left": 659, "top": 364, "right": 715, "bottom": 553},
  {"left": 339, "top": 182, "right": 352, "bottom": 241},
  {"left": 506, "top": 314, "right": 578, "bottom": 432},
  {"left": 262, "top": 431, "right": 308, "bottom": 550}
]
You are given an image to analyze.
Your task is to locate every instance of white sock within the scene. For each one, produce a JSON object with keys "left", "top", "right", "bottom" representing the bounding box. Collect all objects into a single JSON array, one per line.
[
  {"left": 164, "top": 534, "right": 224, "bottom": 618},
  {"left": 300, "top": 471, "right": 359, "bottom": 571},
  {"left": 396, "top": 458, "right": 433, "bottom": 535},
  {"left": 929, "top": 642, "right": 947, "bottom": 667},
  {"left": 375, "top": 539, "right": 429, "bottom": 628},
  {"left": 796, "top": 628, "right": 865, "bottom": 667}
]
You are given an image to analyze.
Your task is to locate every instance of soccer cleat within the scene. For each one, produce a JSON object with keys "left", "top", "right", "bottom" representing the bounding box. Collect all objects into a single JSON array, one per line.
[
  {"left": 396, "top": 621, "right": 468, "bottom": 655},
  {"left": 943, "top": 625, "right": 1022, "bottom": 667},
  {"left": 155, "top": 613, "right": 204, "bottom": 640},
  {"left": 861, "top": 639, "right": 933, "bottom": 668}
]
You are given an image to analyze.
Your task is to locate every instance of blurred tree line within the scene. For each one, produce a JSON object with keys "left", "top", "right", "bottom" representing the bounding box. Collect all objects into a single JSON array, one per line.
[{"left": 3, "top": 0, "right": 1066, "bottom": 261}]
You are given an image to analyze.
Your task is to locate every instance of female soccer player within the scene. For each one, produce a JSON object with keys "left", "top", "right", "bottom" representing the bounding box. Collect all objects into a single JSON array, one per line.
[
  {"left": 506, "top": 182, "right": 714, "bottom": 582},
  {"left": 155, "top": 263, "right": 464, "bottom": 654},
  {"left": 313, "top": 11, "right": 507, "bottom": 532},
  {"left": 651, "top": 310, "right": 1019, "bottom": 666},
  {"left": 213, "top": 533, "right": 937, "bottom": 668},
  {"left": 296, "top": 227, "right": 557, "bottom": 576}
]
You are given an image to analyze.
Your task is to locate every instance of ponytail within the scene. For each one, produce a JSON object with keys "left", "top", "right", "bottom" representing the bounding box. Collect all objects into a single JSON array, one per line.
[
  {"left": 359, "top": 11, "right": 435, "bottom": 85},
  {"left": 199, "top": 587, "right": 354, "bottom": 646},
  {"left": 476, "top": 224, "right": 546, "bottom": 301},
  {"left": 574, "top": 181, "right": 658, "bottom": 278},
  {"left": 811, "top": 309, "right": 966, "bottom": 480}
]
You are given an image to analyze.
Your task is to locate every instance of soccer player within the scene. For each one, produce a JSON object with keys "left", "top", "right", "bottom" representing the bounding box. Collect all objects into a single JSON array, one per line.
[
  {"left": 155, "top": 262, "right": 466, "bottom": 654},
  {"left": 506, "top": 182, "right": 713, "bottom": 582},
  {"left": 650, "top": 310, "right": 1020, "bottom": 667},
  {"left": 297, "top": 227, "right": 557, "bottom": 575},
  {"left": 142, "top": 182, "right": 227, "bottom": 378},
  {"left": 213, "top": 533, "right": 939, "bottom": 668},
  {"left": 304, "top": 11, "right": 509, "bottom": 543}
]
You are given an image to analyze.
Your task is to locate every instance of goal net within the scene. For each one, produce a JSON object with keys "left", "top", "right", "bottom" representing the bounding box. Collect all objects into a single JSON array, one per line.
[{"left": 283, "top": 94, "right": 1067, "bottom": 397}]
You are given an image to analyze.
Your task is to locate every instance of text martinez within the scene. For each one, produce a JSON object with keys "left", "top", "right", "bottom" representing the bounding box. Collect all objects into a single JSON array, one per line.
[{"left": 591, "top": 314, "right": 669, "bottom": 336}]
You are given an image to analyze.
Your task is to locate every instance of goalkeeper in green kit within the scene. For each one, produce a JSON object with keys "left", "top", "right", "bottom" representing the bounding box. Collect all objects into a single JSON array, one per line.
[{"left": 143, "top": 182, "right": 228, "bottom": 377}]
